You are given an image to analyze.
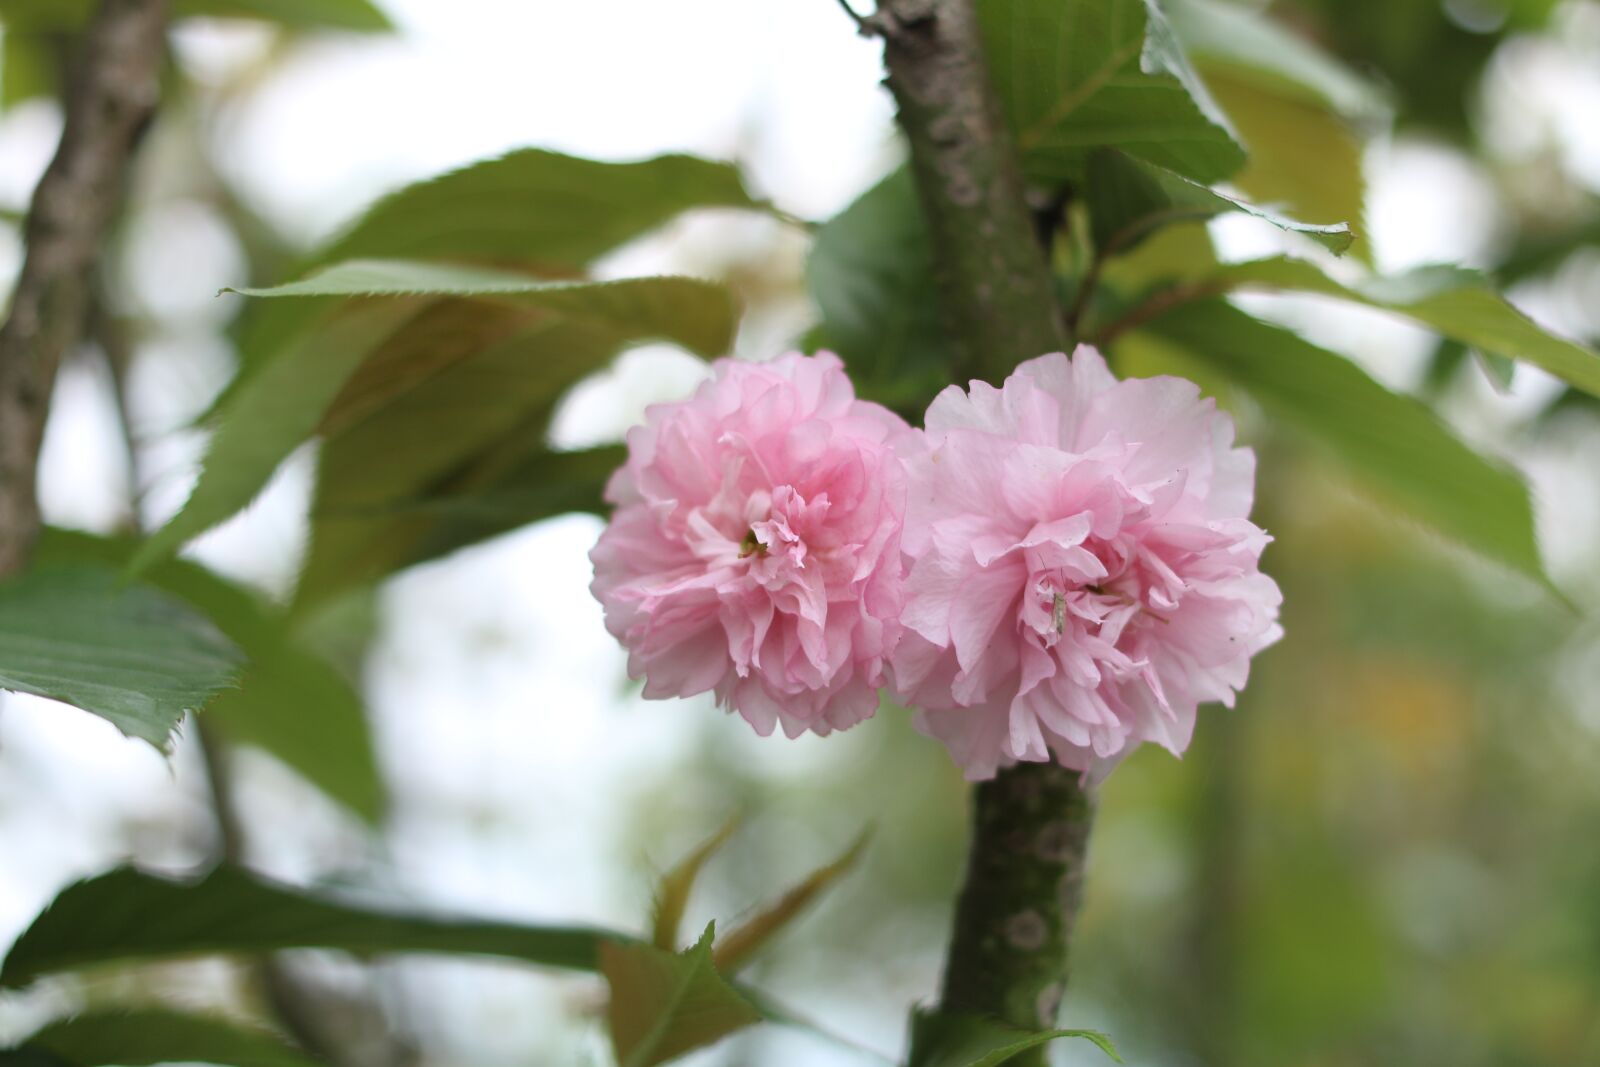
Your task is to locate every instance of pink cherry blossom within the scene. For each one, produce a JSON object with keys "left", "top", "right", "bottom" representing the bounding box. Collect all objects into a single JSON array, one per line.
[
  {"left": 590, "top": 351, "right": 910, "bottom": 738},
  {"left": 891, "top": 346, "right": 1282, "bottom": 780}
]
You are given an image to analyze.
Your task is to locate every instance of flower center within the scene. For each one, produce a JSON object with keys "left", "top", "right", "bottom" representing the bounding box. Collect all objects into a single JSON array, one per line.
[{"left": 738, "top": 527, "right": 767, "bottom": 558}]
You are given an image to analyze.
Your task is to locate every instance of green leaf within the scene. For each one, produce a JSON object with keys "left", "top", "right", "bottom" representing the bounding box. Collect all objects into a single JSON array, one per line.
[
  {"left": 290, "top": 320, "right": 638, "bottom": 610},
  {"left": 981, "top": 0, "right": 1244, "bottom": 186},
  {"left": 240, "top": 261, "right": 731, "bottom": 608},
  {"left": 601, "top": 925, "right": 761, "bottom": 1067},
  {"left": 1135, "top": 299, "right": 1547, "bottom": 583},
  {"left": 35, "top": 529, "right": 383, "bottom": 824},
  {"left": 136, "top": 263, "right": 736, "bottom": 573},
  {"left": 0, "top": 865, "right": 626, "bottom": 989},
  {"left": 310, "top": 149, "right": 762, "bottom": 271},
  {"left": 712, "top": 832, "right": 870, "bottom": 974},
  {"left": 232, "top": 260, "right": 737, "bottom": 357},
  {"left": 14, "top": 1010, "right": 324, "bottom": 1067},
  {"left": 807, "top": 167, "right": 951, "bottom": 412},
  {"left": 217, "top": 149, "right": 758, "bottom": 404},
  {"left": 0, "top": 564, "right": 241, "bottom": 749},
  {"left": 0, "top": 0, "right": 390, "bottom": 31},
  {"left": 1208, "top": 256, "right": 1600, "bottom": 398},
  {"left": 1085, "top": 149, "right": 1352, "bottom": 257},
  {"left": 907, "top": 1010, "right": 1121, "bottom": 1067},
  {"left": 651, "top": 818, "right": 741, "bottom": 951}
]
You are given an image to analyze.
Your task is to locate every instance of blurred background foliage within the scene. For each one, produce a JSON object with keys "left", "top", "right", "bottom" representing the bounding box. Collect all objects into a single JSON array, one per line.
[{"left": 0, "top": 0, "right": 1598, "bottom": 1065}]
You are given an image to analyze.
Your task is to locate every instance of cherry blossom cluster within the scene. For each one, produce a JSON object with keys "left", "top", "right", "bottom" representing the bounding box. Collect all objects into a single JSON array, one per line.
[{"left": 590, "top": 348, "right": 1281, "bottom": 781}]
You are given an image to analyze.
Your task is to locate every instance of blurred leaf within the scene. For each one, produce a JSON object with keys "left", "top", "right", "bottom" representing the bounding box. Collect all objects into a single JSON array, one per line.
[
  {"left": 1499, "top": 213, "right": 1600, "bottom": 285},
  {"left": 0, "top": 0, "right": 112, "bottom": 27},
  {"left": 1163, "top": 0, "right": 1388, "bottom": 120},
  {"left": 311, "top": 149, "right": 762, "bottom": 270},
  {"left": 1138, "top": 299, "right": 1547, "bottom": 584},
  {"left": 270, "top": 268, "right": 717, "bottom": 608},
  {"left": 0, "top": 29, "right": 58, "bottom": 108},
  {"left": 1085, "top": 149, "right": 1352, "bottom": 256},
  {"left": 1209, "top": 76, "right": 1370, "bottom": 255},
  {"left": 0, "top": 1050, "right": 68, "bottom": 1067},
  {"left": 36, "top": 529, "right": 383, "bottom": 824},
  {"left": 1234, "top": 837, "right": 1391, "bottom": 1058},
  {"left": 651, "top": 818, "right": 741, "bottom": 951},
  {"left": 174, "top": 0, "right": 390, "bottom": 31},
  {"left": 906, "top": 1010, "right": 1121, "bottom": 1066},
  {"left": 601, "top": 925, "right": 761, "bottom": 1067},
  {"left": 1422, "top": 337, "right": 1470, "bottom": 396},
  {"left": 297, "top": 441, "right": 626, "bottom": 609},
  {"left": 1154, "top": 1, "right": 1382, "bottom": 258},
  {"left": 1283, "top": 0, "right": 1536, "bottom": 139},
  {"left": 0, "top": 865, "right": 627, "bottom": 989},
  {"left": 410, "top": 444, "right": 626, "bottom": 528},
  {"left": 1209, "top": 256, "right": 1600, "bottom": 398},
  {"left": 136, "top": 263, "right": 735, "bottom": 572},
  {"left": 1100, "top": 218, "right": 1218, "bottom": 292},
  {"left": 0, "top": 0, "right": 390, "bottom": 30},
  {"left": 132, "top": 298, "right": 422, "bottom": 574},
  {"left": 0, "top": 564, "right": 241, "bottom": 750},
  {"left": 807, "top": 167, "right": 950, "bottom": 412},
  {"left": 981, "top": 0, "right": 1244, "bottom": 186},
  {"left": 13, "top": 1010, "right": 323, "bottom": 1067},
  {"left": 289, "top": 313, "right": 658, "bottom": 610},
  {"left": 713, "top": 831, "right": 870, "bottom": 974},
  {"left": 1474, "top": 349, "right": 1516, "bottom": 394}
]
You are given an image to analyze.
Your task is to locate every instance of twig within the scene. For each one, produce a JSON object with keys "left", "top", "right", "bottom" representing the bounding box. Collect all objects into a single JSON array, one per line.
[
  {"left": 101, "top": 304, "right": 356, "bottom": 1062},
  {"left": 833, "top": 0, "right": 873, "bottom": 32},
  {"left": 1065, "top": 251, "right": 1107, "bottom": 341},
  {"left": 1067, "top": 208, "right": 1211, "bottom": 341},
  {"left": 195, "top": 718, "right": 383, "bottom": 1065},
  {"left": 87, "top": 144, "right": 415, "bottom": 1067},
  {"left": 1092, "top": 278, "right": 1231, "bottom": 349},
  {"left": 0, "top": 0, "right": 167, "bottom": 577}
]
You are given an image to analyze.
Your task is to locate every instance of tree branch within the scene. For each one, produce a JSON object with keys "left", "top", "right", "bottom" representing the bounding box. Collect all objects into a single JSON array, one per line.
[
  {"left": 875, "top": 0, "right": 1095, "bottom": 1045},
  {"left": 0, "top": 0, "right": 167, "bottom": 577},
  {"left": 877, "top": 0, "right": 1065, "bottom": 384}
]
